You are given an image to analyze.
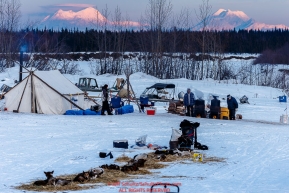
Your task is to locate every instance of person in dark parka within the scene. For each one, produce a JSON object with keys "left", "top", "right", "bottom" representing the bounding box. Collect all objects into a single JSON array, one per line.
[
  {"left": 101, "top": 84, "right": 113, "bottom": 115},
  {"left": 227, "top": 94, "right": 238, "bottom": 120},
  {"left": 183, "top": 88, "right": 195, "bottom": 116}
]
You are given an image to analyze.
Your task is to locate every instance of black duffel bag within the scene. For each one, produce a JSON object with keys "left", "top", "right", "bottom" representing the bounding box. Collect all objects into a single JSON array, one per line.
[{"left": 91, "top": 104, "right": 101, "bottom": 111}]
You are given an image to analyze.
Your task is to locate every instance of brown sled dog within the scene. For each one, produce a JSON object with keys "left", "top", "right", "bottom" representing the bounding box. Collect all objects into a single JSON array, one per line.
[{"left": 73, "top": 171, "right": 90, "bottom": 182}]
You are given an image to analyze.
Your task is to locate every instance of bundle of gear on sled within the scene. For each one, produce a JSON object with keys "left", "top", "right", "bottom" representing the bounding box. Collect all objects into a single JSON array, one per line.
[
  {"left": 166, "top": 91, "right": 185, "bottom": 115},
  {"left": 169, "top": 119, "right": 208, "bottom": 150}
]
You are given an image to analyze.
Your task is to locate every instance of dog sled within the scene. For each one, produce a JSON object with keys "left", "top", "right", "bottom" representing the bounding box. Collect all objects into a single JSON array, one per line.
[
  {"left": 150, "top": 183, "right": 180, "bottom": 193},
  {"left": 179, "top": 119, "right": 208, "bottom": 150}
]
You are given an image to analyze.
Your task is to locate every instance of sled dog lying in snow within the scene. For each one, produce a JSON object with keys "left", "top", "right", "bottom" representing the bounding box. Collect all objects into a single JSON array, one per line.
[
  {"left": 73, "top": 171, "right": 90, "bottom": 182},
  {"left": 121, "top": 164, "right": 139, "bottom": 172},
  {"left": 89, "top": 168, "right": 104, "bottom": 179},
  {"left": 133, "top": 153, "right": 148, "bottom": 161},
  {"left": 33, "top": 171, "right": 71, "bottom": 186},
  {"left": 33, "top": 171, "right": 56, "bottom": 186},
  {"left": 127, "top": 159, "right": 147, "bottom": 167},
  {"left": 100, "top": 164, "right": 120, "bottom": 170}
]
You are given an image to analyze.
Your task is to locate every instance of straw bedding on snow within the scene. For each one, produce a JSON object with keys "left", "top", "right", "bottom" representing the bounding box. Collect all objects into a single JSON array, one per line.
[
  {"left": 15, "top": 181, "right": 93, "bottom": 192},
  {"left": 114, "top": 155, "right": 132, "bottom": 162},
  {"left": 15, "top": 152, "right": 226, "bottom": 192},
  {"left": 14, "top": 169, "right": 151, "bottom": 192},
  {"left": 144, "top": 157, "right": 167, "bottom": 169}
]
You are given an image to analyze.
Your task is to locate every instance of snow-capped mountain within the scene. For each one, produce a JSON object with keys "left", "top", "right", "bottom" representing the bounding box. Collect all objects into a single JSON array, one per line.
[
  {"left": 194, "top": 9, "right": 289, "bottom": 31},
  {"left": 39, "top": 7, "right": 140, "bottom": 30},
  {"left": 39, "top": 7, "right": 288, "bottom": 31}
]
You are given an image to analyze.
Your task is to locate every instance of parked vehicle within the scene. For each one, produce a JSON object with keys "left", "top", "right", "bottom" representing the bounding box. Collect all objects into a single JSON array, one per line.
[
  {"left": 77, "top": 77, "right": 125, "bottom": 93},
  {"left": 141, "top": 83, "right": 176, "bottom": 102}
]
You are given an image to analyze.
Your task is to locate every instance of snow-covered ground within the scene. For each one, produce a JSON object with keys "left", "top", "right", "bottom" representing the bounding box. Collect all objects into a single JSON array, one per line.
[{"left": 0, "top": 63, "right": 289, "bottom": 193}]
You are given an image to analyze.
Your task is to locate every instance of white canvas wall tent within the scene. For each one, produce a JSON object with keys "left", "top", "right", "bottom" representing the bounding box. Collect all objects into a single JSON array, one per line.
[{"left": 3, "top": 70, "right": 94, "bottom": 115}]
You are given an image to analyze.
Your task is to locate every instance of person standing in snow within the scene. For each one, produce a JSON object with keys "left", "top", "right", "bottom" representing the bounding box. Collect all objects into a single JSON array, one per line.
[
  {"left": 227, "top": 94, "right": 238, "bottom": 120},
  {"left": 101, "top": 84, "right": 113, "bottom": 115},
  {"left": 183, "top": 88, "right": 195, "bottom": 116}
]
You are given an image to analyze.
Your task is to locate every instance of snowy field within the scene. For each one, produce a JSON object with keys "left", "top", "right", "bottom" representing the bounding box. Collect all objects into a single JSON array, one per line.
[{"left": 0, "top": 62, "right": 289, "bottom": 193}]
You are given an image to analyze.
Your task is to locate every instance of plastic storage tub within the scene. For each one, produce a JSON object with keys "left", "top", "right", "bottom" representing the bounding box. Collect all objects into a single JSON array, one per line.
[
  {"left": 220, "top": 107, "right": 229, "bottom": 120},
  {"left": 146, "top": 109, "right": 155, "bottom": 115}
]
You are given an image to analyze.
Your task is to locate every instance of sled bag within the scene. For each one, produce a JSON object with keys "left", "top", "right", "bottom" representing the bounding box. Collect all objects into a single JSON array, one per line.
[
  {"left": 99, "top": 152, "right": 107, "bottom": 158},
  {"left": 169, "top": 141, "right": 179, "bottom": 149}
]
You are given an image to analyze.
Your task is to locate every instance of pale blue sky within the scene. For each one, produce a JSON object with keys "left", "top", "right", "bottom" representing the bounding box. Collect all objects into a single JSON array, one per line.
[{"left": 19, "top": 0, "right": 289, "bottom": 26}]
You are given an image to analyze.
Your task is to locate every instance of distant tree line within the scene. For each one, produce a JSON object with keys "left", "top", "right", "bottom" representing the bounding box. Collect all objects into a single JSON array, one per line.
[
  {"left": 254, "top": 43, "right": 289, "bottom": 65},
  {"left": 1, "top": 28, "right": 287, "bottom": 82},
  {"left": 251, "top": 43, "right": 289, "bottom": 93},
  {"left": 16, "top": 28, "right": 289, "bottom": 54}
]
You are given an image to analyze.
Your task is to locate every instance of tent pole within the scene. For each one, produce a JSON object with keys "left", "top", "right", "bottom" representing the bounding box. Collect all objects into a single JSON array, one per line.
[
  {"left": 128, "top": 81, "right": 141, "bottom": 112},
  {"left": 14, "top": 74, "right": 30, "bottom": 113},
  {"left": 30, "top": 72, "right": 34, "bottom": 113},
  {"left": 70, "top": 94, "right": 72, "bottom": 109},
  {"left": 33, "top": 74, "right": 84, "bottom": 110}
]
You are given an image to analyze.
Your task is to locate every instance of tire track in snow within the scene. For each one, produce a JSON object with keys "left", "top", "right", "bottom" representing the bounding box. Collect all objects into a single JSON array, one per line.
[
  {"left": 210, "top": 132, "right": 289, "bottom": 192},
  {"left": 237, "top": 119, "right": 286, "bottom": 125}
]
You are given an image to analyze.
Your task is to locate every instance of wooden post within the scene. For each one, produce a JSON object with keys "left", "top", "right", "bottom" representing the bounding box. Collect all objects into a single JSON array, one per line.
[
  {"left": 128, "top": 81, "right": 141, "bottom": 113},
  {"left": 30, "top": 72, "right": 34, "bottom": 113},
  {"left": 14, "top": 75, "right": 30, "bottom": 113},
  {"left": 127, "top": 76, "right": 130, "bottom": 105}
]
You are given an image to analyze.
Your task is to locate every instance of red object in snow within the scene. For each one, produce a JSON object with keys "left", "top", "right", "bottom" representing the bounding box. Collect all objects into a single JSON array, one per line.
[{"left": 146, "top": 109, "right": 155, "bottom": 115}]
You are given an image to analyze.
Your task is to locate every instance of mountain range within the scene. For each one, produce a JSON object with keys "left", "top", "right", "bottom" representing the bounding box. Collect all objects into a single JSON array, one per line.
[
  {"left": 193, "top": 9, "right": 289, "bottom": 31},
  {"left": 38, "top": 7, "right": 288, "bottom": 31},
  {"left": 38, "top": 7, "right": 140, "bottom": 30}
]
